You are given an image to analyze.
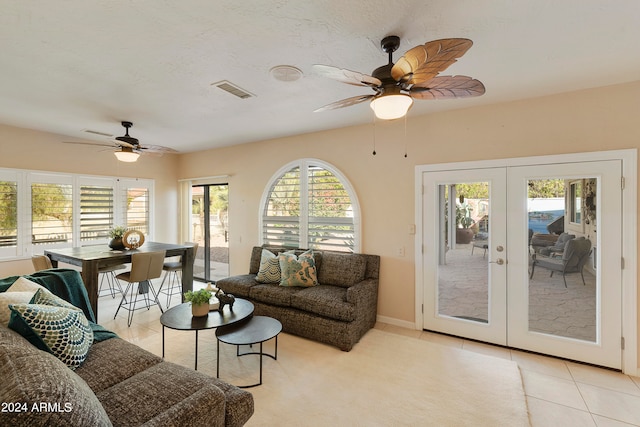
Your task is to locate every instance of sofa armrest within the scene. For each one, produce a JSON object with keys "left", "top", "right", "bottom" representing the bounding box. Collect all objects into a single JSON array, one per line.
[
  {"left": 346, "top": 279, "right": 378, "bottom": 306},
  {"left": 142, "top": 384, "right": 226, "bottom": 427}
]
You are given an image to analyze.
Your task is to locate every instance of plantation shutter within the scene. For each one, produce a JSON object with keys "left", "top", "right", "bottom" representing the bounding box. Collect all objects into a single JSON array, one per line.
[
  {"left": 263, "top": 167, "right": 301, "bottom": 247},
  {"left": 80, "top": 185, "right": 113, "bottom": 242},
  {"left": 123, "top": 187, "right": 149, "bottom": 234},
  {"left": 307, "top": 166, "right": 354, "bottom": 250},
  {"left": 262, "top": 161, "right": 358, "bottom": 252}
]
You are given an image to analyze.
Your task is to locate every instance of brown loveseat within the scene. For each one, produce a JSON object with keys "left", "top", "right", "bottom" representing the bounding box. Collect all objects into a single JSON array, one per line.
[
  {"left": 216, "top": 246, "right": 380, "bottom": 351},
  {"left": 0, "top": 270, "right": 253, "bottom": 427}
]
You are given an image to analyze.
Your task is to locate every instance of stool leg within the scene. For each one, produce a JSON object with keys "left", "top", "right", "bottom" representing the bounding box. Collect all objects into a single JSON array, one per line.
[{"left": 114, "top": 282, "right": 131, "bottom": 319}]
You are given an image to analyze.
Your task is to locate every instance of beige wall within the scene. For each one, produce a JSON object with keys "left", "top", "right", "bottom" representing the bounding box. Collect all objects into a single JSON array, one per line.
[
  {"left": 1, "top": 80, "right": 639, "bottom": 361},
  {"left": 179, "top": 80, "right": 640, "bottom": 326},
  {"left": 0, "top": 125, "right": 180, "bottom": 276}
]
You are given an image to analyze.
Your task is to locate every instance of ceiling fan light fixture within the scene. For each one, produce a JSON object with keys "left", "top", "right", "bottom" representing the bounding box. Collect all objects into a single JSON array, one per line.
[
  {"left": 114, "top": 147, "right": 139, "bottom": 162},
  {"left": 370, "top": 94, "right": 413, "bottom": 120}
]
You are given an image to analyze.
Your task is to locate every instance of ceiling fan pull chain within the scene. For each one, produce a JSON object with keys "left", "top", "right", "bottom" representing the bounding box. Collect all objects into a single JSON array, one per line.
[
  {"left": 372, "top": 113, "right": 377, "bottom": 155},
  {"left": 403, "top": 114, "right": 408, "bottom": 158}
]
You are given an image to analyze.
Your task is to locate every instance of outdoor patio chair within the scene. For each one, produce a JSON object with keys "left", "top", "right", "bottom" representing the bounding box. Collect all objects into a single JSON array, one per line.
[
  {"left": 538, "top": 232, "right": 575, "bottom": 256},
  {"left": 529, "top": 237, "right": 592, "bottom": 287}
]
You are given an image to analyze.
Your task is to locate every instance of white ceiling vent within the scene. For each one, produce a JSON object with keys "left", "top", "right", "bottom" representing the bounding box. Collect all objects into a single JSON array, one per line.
[
  {"left": 212, "top": 80, "right": 255, "bottom": 99},
  {"left": 82, "top": 129, "right": 114, "bottom": 137}
]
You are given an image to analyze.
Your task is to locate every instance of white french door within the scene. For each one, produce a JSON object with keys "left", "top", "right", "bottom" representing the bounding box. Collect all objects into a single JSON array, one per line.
[
  {"left": 421, "top": 167, "right": 508, "bottom": 344},
  {"left": 419, "top": 158, "right": 625, "bottom": 369}
]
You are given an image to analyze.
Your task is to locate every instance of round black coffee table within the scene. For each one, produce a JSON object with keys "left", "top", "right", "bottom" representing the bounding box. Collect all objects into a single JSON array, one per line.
[
  {"left": 216, "top": 316, "right": 282, "bottom": 388},
  {"left": 160, "top": 298, "right": 254, "bottom": 370}
]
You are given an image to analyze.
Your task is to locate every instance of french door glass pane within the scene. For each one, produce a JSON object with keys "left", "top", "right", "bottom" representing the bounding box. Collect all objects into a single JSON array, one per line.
[
  {"left": 528, "top": 177, "right": 597, "bottom": 342},
  {"left": 437, "top": 182, "right": 490, "bottom": 323}
]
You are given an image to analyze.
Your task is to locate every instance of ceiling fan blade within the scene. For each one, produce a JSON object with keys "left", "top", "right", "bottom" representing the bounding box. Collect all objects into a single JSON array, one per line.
[
  {"left": 409, "top": 76, "right": 486, "bottom": 100},
  {"left": 62, "top": 141, "right": 116, "bottom": 148},
  {"left": 314, "top": 94, "right": 375, "bottom": 112},
  {"left": 313, "top": 64, "right": 382, "bottom": 87},
  {"left": 391, "top": 38, "right": 473, "bottom": 85},
  {"left": 138, "top": 144, "right": 178, "bottom": 154}
]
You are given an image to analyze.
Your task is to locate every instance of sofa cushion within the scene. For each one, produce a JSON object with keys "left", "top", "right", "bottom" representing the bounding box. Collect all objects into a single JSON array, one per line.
[
  {"left": 249, "top": 283, "right": 301, "bottom": 307},
  {"left": 75, "top": 337, "right": 163, "bottom": 393},
  {"left": 317, "top": 252, "right": 367, "bottom": 287},
  {"left": 8, "top": 303, "right": 94, "bottom": 370},
  {"left": 0, "top": 326, "right": 112, "bottom": 427},
  {"left": 290, "top": 285, "right": 355, "bottom": 322},
  {"left": 278, "top": 250, "right": 319, "bottom": 287},
  {"left": 256, "top": 249, "right": 281, "bottom": 283},
  {"left": 216, "top": 274, "right": 259, "bottom": 298},
  {"left": 96, "top": 361, "right": 226, "bottom": 426}
]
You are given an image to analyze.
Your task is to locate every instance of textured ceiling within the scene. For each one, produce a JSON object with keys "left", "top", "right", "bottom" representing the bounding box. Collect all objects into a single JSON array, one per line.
[{"left": 1, "top": 1, "right": 639, "bottom": 153}]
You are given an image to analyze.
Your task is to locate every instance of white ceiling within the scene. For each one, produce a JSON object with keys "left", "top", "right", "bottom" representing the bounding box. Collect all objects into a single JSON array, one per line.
[{"left": 1, "top": 1, "right": 639, "bottom": 153}]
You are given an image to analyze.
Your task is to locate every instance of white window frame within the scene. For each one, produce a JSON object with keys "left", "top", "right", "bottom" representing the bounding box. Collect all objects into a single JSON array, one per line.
[
  {"left": 259, "top": 158, "right": 361, "bottom": 252},
  {"left": 0, "top": 167, "right": 154, "bottom": 260},
  {"left": 0, "top": 170, "right": 20, "bottom": 258}
]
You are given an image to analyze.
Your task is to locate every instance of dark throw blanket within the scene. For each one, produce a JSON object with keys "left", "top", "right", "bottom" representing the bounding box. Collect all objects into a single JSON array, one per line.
[{"left": 0, "top": 268, "right": 117, "bottom": 342}]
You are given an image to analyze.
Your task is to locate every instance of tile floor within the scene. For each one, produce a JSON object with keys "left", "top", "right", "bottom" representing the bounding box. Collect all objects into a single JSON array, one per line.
[
  {"left": 377, "top": 324, "right": 640, "bottom": 426},
  {"left": 97, "top": 283, "right": 640, "bottom": 427}
]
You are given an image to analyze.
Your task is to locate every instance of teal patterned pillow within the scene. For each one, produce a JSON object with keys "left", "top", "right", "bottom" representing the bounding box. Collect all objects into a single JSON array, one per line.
[
  {"left": 278, "top": 250, "right": 318, "bottom": 287},
  {"left": 8, "top": 303, "right": 94, "bottom": 370},
  {"left": 256, "top": 249, "right": 281, "bottom": 283}
]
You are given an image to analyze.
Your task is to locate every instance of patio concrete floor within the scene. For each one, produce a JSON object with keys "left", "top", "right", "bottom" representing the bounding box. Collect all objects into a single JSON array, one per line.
[{"left": 437, "top": 243, "right": 596, "bottom": 342}]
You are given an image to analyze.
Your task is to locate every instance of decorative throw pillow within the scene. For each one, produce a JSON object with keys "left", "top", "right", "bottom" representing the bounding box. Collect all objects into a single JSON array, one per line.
[
  {"left": 31, "top": 287, "right": 81, "bottom": 311},
  {"left": 8, "top": 303, "right": 94, "bottom": 370},
  {"left": 256, "top": 249, "right": 281, "bottom": 283},
  {"left": 6, "top": 276, "right": 46, "bottom": 293},
  {"left": 278, "top": 250, "right": 319, "bottom": 287},
  {"left": 0, "top": 292, "right": 35, "bottom": 326}
]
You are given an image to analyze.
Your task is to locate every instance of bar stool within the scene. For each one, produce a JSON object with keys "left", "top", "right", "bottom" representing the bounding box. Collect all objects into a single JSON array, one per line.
[
  {"left": 114, "top": 251, "right": 165, "bottom": 326},
  {"left": 157, "top": 242, "right": 198, "bottom": 309},
  {"left": 98, "top": 264, "right": 127, "bottom": 299},
  {"left": 31, "top": 255, "right": 53, "bottom": 271}
]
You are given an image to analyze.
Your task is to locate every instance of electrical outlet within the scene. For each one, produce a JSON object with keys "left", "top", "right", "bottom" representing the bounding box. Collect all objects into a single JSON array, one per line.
[
  {"left": 398, "top": 247, "right": 405, "bottom": 257},
  {"left": 408, "top": 224, "right": 416, "bottom": 234}
]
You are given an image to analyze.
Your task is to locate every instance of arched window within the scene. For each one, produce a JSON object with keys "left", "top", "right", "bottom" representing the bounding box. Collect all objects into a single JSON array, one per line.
[{"left": 260, "top": 159, "right": 360, "bottom": 252}]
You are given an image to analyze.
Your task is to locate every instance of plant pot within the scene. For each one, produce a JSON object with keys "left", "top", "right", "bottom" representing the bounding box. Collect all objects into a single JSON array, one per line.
[
  {"left": 109, "top": 237, "right": 125, "bottom": 250},
  {"left": 191, "top": 303, "right": 209, "bottom": 317},
  {"left": 456, "top": 228, "right": 474, "bottom": 244}
]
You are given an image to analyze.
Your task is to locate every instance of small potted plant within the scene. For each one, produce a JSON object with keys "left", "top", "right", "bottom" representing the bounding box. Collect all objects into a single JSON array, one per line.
[
  {"left": 108, "top": 225, "right": 127, "bottom": 250},
  {"left": 184, "top": 289, "right": 212, "bottom": 317}
]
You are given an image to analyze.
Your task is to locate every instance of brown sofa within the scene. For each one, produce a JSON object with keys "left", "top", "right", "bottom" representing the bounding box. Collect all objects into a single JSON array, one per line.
[
  {"left": 0, "top": 270, "right": 253, "bottom": 427},
  {"left": 216, "top": 246, "right": 380, "bottom": 351}
]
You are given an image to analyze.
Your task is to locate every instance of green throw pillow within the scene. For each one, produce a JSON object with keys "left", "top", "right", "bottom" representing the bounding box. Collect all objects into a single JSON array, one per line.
[
  {"left": 278, "top": 250, "right": 318, "bottom": 287},
  {"left": 256, "top": 249, "right": 281, "bottom": 283}
]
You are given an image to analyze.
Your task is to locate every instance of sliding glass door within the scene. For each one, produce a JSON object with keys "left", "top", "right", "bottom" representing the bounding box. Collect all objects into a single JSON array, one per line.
[{"left": 191, "top": 184, "right": 229, "bottom": 282}]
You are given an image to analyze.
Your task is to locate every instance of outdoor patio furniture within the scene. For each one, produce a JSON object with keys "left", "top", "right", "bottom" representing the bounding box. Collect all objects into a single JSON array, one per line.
[{"left": 529, "top": 237, "right": 592, "bottom": 287}]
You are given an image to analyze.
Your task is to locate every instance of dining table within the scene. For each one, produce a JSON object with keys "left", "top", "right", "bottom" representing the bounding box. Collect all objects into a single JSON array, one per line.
[{"left": 45, "top": 242, "right": 196, "bottom": 318}]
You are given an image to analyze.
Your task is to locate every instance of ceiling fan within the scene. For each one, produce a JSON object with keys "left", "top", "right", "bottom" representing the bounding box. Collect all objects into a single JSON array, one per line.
[
  {"left": 313, "top": 36, "right": 485, "bottom": 120},
  {"left": 64, "top": 121, "right": 177, "bottom": 162}
]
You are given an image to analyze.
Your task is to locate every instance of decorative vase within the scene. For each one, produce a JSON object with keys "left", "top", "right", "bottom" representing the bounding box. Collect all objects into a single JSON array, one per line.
[
  {"left": 191, "top": 303, "right": 209, "bottom": 317},
  {"left": 109, "top": 237, "right": 125, "bottom": 250}
]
